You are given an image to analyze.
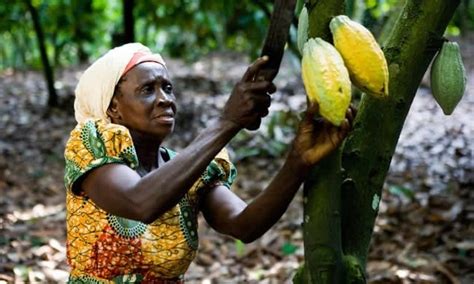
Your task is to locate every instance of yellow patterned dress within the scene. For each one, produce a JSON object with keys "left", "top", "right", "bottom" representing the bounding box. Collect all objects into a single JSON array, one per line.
[{"left": 64, "top": 119, "right": 236, "bottom": 283}]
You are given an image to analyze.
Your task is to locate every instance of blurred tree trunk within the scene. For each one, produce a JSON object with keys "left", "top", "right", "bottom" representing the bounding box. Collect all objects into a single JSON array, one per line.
[
  {"left": 74, "top": 0, "right": 93, "bottom": 63},
  {"left": 295, "top": 1, "right": 461, "bottom": 283},
  {"left": 123, "top": 0, "right": 135, "bottom": 43},
  {"left": 113, "top": 0, "right": 135, "bottom": 46},
  {"left": 25, "top": 0, "right": 58, "bottom": 107}
]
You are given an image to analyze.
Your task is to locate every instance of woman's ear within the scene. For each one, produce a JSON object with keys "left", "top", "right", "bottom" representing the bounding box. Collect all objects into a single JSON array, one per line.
[{"left": 106, "top": 96, "right": 121, "bottom": 121}]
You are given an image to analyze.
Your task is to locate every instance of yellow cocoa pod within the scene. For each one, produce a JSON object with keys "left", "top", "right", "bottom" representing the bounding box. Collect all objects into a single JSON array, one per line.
[
  {"left": 302, "top": 38, "right": 352, "bottom": 126},
  {"left": 330, "top": 15, "right": 389, "bottom": 98}
]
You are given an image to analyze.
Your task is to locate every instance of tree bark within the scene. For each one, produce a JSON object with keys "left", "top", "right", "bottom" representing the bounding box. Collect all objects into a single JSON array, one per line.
[
  {"left": 25, "top": 0, "right": 58, "bottom": 107},
  {"left": 299, "top": 0, "right": 461, "bottom": 283}
]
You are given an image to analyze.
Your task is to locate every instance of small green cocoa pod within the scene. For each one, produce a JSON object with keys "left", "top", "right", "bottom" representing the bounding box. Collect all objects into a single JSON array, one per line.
[
  {"left": 297, "top": 6, "right": 309, "bottom": 55},
  {"left": 430, "top": 41, "right": 467, "bottom": 115}
]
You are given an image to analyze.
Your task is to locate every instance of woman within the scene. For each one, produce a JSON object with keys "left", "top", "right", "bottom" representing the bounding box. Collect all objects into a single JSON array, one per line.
[{"left": 64, "top": 43, "right": 354, "bottom": 283}]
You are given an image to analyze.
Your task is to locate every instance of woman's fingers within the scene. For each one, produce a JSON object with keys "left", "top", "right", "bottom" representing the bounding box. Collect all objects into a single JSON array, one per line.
[
  {"left": 259, "top": 108, "right": 270, "bottom": 118},
  {"left": 260, "top": 94, "right": 272, "bottom": 108},
  {"left": 306, "top": 102, "right": 319, "bottom": 118},
  {"left": 241, "top": 56, "right": 269, "bottom": 82},
  {"left": 346, "top": 107, "right": 353, "bottom": 122},
  {"left": 350, "top": 104, "right": 357, "bottom": 116},
  {"left": 245, "top": 81, "right": 276, "bottom": 93},
  {"left": 348, "top": 104, "right": 357, "bottom": 124},
  {"left": 295, "top": 104, "right": 356, "bottom": 165}
]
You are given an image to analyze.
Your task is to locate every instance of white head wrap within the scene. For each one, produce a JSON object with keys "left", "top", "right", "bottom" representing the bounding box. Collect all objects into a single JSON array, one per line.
[{"left": 74, "top": 42, "right": 166, "bottom": 123}]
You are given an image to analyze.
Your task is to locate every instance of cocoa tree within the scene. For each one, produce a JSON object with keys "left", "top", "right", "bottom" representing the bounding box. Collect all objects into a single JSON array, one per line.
[{"left": 295, "top": 0, "right": 461, "bottom": 283}]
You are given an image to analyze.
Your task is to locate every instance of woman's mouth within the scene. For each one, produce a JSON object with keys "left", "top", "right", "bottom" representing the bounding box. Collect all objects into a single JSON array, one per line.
[{"left": 153, "top": 113, "right": 174, "bottom": 124}]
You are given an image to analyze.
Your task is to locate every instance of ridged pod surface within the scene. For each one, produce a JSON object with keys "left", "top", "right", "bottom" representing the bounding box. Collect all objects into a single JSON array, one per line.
[
  {"left": 297, "top": 6, "right": 309, "bottom": 55},
  {"left": 302, "top": 38, "right": 352, "bottom": 126},
  {"left": 330, "top": 15, "right": 389, "bottom": 98},
  {"left": 430, "top": 41, "right": 466, "bottom": 115}
]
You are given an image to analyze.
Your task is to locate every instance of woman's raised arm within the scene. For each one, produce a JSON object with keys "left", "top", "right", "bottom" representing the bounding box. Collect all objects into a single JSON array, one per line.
[{"left": 201, "top": 106, "right": 355, "bottom": 242}]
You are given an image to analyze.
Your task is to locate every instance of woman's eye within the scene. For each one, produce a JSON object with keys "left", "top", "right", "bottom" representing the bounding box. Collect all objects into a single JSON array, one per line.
[
  {"left": 141, "top": 85, "right": 154, "bottom": 95},
  {"left": 163, "top": 83, "right": 173, "bottom": 94}
]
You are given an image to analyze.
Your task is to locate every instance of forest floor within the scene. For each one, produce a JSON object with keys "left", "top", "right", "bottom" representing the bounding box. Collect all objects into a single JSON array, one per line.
[{"left": 1, "top": 35, "right": 473, "bottom": 283}]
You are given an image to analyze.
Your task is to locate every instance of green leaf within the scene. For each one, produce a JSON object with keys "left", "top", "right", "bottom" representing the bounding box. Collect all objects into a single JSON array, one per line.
[
  {"left": 30, "top": 236, "right": 45, "bottom": 247},
  {"left": 235, "top": 239, "right": 246, "bottom": 257},
  {"left": 281, "top": 241, "right": 298, "bottom": 256},
  {"left": 13, "top": 265, "right": 30, "bottom": 281},
  {"left": 388, "top": 184, "right": 415, "bottom": 200}
]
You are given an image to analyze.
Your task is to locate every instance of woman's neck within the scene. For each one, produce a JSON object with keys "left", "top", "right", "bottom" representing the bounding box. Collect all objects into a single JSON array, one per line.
[{"left": 129, "top": 130, "right": 162, "bottom": 172}]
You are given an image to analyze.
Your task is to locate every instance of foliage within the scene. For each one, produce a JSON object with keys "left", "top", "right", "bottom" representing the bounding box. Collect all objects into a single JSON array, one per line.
[
  {"left": 346, "top": 0, "right": 401, "bottom": 30},
  {"left": 0, "top": 0, "right": 272, "bottom": 70},
  {"left": 134, "top": 0, "right": 272, "bottom": 61},
  {"left": 0, "top": 0, "right": 116, "bottom": 70},
  {"left": 450, "top": 0, "right": 474, "bottom": 35},
  {"left": 346, "top": 0, "right": 474, "bottom": 38},
  {"left": 0, "top": 0, "right": 473, "bottom": 70}
]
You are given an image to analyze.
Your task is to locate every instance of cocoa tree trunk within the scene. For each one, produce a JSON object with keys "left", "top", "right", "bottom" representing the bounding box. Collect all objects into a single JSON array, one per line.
[
  {"left": 25, "top": 0, "right": 58, "bottom": 107},
  {"left": 298, "top": 1, "right": 461, "bottom": 283}
]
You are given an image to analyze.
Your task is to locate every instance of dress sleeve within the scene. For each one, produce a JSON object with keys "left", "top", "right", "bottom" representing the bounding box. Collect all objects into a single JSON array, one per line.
[
  {"left": 201, "top": 148, "right": 237, "bottom": 189},
  {"left": 63, "top": 119, "right": 138, "bottom": 193}
]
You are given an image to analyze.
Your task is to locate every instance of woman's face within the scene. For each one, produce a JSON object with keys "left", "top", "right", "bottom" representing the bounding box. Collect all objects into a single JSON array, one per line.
[{"left": 108, "top": 62, "right": 177, "bottom": 141}]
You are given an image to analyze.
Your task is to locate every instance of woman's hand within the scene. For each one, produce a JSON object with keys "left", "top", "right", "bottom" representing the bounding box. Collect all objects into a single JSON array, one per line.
[
  {"left": 221, "top": 56, "right": 277, "bottom": 130},
  {"left": 290, "top": 104, "right": 356, "bottom": 168}
]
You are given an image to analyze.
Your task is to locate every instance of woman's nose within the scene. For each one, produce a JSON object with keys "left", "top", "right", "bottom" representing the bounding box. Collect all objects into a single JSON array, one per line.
[{"left": 156, "top": 90, "right": 174, "bottom": 106}]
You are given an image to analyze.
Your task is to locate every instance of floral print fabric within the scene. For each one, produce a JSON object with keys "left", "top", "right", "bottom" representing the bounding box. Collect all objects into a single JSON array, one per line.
[{"left": 64, "top": 119, "right": 236, "bottom": 283}]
